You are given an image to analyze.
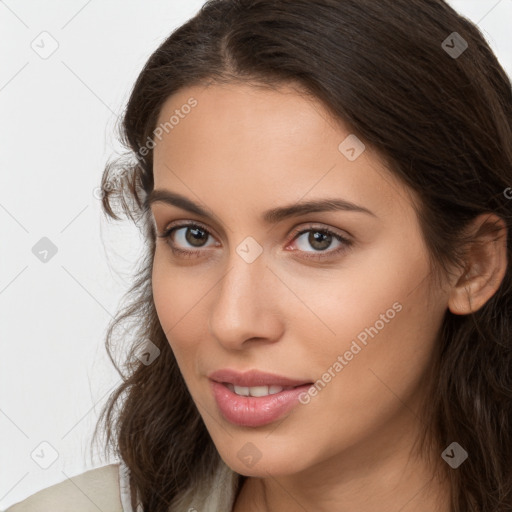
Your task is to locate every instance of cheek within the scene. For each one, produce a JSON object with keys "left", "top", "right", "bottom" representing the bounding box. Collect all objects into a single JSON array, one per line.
[
  {"left": 279, "top": 239, "right": 427, "bottom": 360},
  {"left": 151, "top": 249, "right": 205, "bottom": 329},
  {"left": 151, "top": 254, "right": 176, "bottom": 334},
  {"left": 295, "top": 239, "right": 438, "bottom": 404},
  {"left": 151, "top": 253, "right": 200, "bottom": 362},
  {"left": 310, "top": 282, "right": 440, "bottom": 441},
  {"left": 151, "top": 250, "right": 222, "bottom": 382}
]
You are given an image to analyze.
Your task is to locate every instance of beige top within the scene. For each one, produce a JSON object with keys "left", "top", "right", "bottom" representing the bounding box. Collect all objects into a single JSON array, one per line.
[{"left": 4, "top": 460, "right": 240, "bottom": 512}]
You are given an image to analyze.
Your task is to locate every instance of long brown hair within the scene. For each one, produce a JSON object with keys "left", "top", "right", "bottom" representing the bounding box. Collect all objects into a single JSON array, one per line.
[{"left": 91, "top": 1, "right": 512, "bottom": 510}]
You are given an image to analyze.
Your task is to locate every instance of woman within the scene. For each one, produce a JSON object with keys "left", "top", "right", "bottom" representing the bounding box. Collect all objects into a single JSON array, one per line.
[{"left": 7, "top": 0, "right": 512, "bottom": 511}]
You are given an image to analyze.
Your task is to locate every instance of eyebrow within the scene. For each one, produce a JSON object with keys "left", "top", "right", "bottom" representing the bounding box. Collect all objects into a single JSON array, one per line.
[{"left": 146, "top": 189, "right": 376, "bottom": 224}]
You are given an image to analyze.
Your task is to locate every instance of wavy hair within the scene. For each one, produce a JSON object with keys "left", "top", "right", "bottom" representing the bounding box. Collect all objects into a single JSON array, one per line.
[{"left": 91, "top": 1, "right": 512, "bottom": 510}]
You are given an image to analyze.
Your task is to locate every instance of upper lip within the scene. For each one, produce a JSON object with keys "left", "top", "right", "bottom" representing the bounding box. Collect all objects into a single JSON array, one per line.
[{"left": 208, "top": 369, "right": 312, "bottom": 388}]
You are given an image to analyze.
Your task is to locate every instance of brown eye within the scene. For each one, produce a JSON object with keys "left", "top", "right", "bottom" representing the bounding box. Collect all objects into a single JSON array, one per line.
[
  {"left": 157, "top": 222, "right": 353, "bottom": 261},
  {"left": 289, "top": 226, "right": 353, "bottom": 260},
  {"left": 306, "top": 230, "right": 334, "bottom": 251},
  {"left": 157, "top": 222, "right": 218, "bottom": 257},
  {"left": 182, "top": 226, "right": 209, "bottom": 247}
]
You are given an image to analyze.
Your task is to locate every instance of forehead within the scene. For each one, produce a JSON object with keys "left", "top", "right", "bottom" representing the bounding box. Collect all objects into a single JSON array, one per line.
[
  {"left": 151, "top": 83, "right": 415, "bottom": 221},
  {"left": 154, "top": 82, "right": 348, "bottom": 160}
]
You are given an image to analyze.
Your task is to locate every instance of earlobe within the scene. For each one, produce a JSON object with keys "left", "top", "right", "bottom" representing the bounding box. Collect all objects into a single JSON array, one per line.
[{"left": 447, "top": 213, "right": 508, "bottom": 315}]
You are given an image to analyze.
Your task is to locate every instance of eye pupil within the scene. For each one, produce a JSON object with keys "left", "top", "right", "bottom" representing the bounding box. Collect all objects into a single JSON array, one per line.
[
  {"left": 186, "top": 227, "right": 208, "bottom": 247},
  {"left": 309, "top": 231, "right": 332, "bottom": 250}
]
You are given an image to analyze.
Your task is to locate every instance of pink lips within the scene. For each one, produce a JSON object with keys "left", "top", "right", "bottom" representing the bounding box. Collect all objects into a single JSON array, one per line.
[{"left": 208, "top": 369, "right": 313, "bottom": 427}]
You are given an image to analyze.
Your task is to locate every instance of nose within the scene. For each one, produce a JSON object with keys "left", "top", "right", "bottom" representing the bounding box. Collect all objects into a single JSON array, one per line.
[{"left": 208, "top": 246, "right": 284, "bottom": 351}]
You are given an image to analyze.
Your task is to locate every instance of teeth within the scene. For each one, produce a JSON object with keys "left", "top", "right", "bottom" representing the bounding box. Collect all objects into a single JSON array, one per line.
[
  {"left": 233, "top": 385, "right": 250, "bottom": 396},
  {"left": 248, "top": 385, "right": 273, "bottom": 397},
  {"left": 228, "top": 384, "right": 293, "bottom": 397}
]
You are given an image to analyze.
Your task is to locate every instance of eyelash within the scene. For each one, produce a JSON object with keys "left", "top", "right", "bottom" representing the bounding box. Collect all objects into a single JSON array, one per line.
[{"left": 156, "top": 221, "right": 353, "bottom": 261}]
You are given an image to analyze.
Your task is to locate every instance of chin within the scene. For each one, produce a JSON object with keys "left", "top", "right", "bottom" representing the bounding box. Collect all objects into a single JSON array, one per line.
[
  {"left": 212, "top": 435, "right": 314, "bottom": 477},
  {"left": 223, "top": 455, "right": 301, "bottom": 478}
]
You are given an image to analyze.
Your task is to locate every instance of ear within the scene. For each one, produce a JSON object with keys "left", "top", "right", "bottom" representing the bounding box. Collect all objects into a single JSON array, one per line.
[{"left": 448, "top": 213, "right": 508, "bottom": 315}]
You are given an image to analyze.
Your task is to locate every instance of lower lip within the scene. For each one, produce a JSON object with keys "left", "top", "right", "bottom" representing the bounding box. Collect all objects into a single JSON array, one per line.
[{"left": 210, "top": 380, "right": 312, "bottom": 427}]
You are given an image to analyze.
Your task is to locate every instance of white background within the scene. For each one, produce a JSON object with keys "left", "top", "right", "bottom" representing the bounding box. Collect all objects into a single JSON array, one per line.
[{"left": 1, "top": 0, "right": 511, "bottom": 509}]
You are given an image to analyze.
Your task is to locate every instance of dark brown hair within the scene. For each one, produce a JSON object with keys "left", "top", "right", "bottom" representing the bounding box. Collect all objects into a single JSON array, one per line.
[{"left": 91, "top": 1, "right": 512, "bottom": 510}]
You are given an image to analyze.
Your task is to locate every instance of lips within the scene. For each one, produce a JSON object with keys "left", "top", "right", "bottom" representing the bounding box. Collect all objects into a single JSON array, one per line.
[
  {"left": 208, "top": 368, "right": 312, "bottom": 388},
  {"left": 208, "top": 369, "right": 314, "bottom": 427}
]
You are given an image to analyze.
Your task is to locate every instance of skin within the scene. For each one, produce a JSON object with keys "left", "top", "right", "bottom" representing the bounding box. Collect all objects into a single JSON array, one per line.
[{"left": 149, "top": 82, "right": 508, "bottom": 511}]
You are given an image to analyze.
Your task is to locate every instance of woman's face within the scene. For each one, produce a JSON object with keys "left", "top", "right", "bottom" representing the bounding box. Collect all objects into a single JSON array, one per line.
[{"left": 150, "top": 82, "right": 449, "bottom": 477}]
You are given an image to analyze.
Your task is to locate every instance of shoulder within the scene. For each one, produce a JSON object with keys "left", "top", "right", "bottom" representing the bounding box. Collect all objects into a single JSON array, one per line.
[{"left": 5, "top": 463, "right": 123, "bottom": 512}]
